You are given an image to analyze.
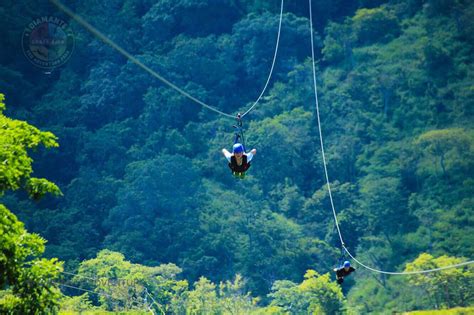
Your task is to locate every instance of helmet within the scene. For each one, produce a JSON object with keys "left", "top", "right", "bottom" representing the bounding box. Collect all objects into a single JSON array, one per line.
[
  {"left": 233, "top": 143, "right": 244, "bottom": 153},
  {"left": 343, "top": 261, "right": 351, "bottom": 268}
]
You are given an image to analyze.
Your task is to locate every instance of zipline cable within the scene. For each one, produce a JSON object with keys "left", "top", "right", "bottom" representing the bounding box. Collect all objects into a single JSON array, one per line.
[
  {"left": 60, "top": 269, "right": 165, "bottom": 313},
  {"left": 49, "top": 0, "right": 284, "bottom": 120},
  {"left": 145, "top": 288, "right": 164, "bottom": 315},
  {"left": 54, "top": 281, "right": 113, "bottom": 298},
  {"left": 54, "top": 281, "right": 154, "bottom": 314},
  {"left": 308, "top": 0, "right": 344, "bottom": 249},
  {"left": 241, "top": 0, "right": 284, "bottom": 118},
  {"left": 344, "top": 249, "right": 474, "bottom": 275},
  {"left": 308, "top": 0, "right": 474, "bottom": 275},
  {"left": 49, "top": 0, "right": 234, "bottom": 119}
]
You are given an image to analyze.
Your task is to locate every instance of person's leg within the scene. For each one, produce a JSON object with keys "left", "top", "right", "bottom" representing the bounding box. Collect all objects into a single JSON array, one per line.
[{"left": 232, "top": 172, "right": 245, "bottom": 179}]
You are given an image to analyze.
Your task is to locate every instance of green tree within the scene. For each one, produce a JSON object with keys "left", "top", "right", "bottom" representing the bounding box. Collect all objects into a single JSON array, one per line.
[
  {"left": 73, "top": 249, "right": 187, "bottom": 313},
  {"left": 0, "top": 93, "right": 61, "bottom": 198},
  {"left": 299, "top": 270, "right": 344, "bottom": 314},
  {"left": 0, "top": 94, "right": 63, "bottom": 314},
  {"left": 405, "top": 253, "right": 474, "bottom": 309},
  {"left": 269, "top": 270, "right": 344, "bottom": 314},
  {"left": 218, "top": 275, "right": 258, "bottom": 314},
  {"left": 268, "top": 279, "right": 305, "bottom": 313},
  {"left": 59, "top": 293, "right": 97, "bottom": 313},
  {"left": 186, "top": 277, "right": 220, "bottom": 314},
  {"left": 352, "top": 7, "right": 400, "bottom": 44},
  {"left": 322, "top": 20, "right": 356, "bottom": 68},
  {"left": 358, "top": 175, "right": 409, "bottom": 238},
  {"left": 415, "top": 128, "right": 474, "bottom": 179},
  {"left": 180, "top": 275, "right": 259, "bottom": 314}
]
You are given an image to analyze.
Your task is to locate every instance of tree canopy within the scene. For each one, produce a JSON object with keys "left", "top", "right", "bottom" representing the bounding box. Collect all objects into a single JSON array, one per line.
[
  {"left": 0, "top": 94, "right": 63, "bottom": 314},
  {"left": 1, "top": 0, "right": 473, "bottom": 313}
]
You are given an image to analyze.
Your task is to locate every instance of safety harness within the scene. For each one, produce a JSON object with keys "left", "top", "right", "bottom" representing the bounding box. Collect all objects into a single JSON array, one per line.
[{"left": 229, "top": 113, "right": 250, "bottom": 177}]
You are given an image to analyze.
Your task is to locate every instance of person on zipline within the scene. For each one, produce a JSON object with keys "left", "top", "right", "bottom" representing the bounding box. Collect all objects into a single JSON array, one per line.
[
  {"left": 334, "top": 261, "right": 355, "bottom": 284},
  {"left": 222, "top": 113, "right": 256, "bottom": 178},
  {"left": 222, "top": 142, "right": 256, "bottom": 179}
]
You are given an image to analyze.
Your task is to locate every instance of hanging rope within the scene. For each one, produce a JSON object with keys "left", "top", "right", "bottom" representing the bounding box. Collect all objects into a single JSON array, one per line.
[
  {"left": 308, "top": 0, "right": 345, "bottom": 250},
  {"left": 307, "top": 0, "right": 474, "bottom": 275},
  {"left": 241, "top": 0, "right": 284, "bottom": 118},
  {"left": 49, "top": 0, "right": 284, "bottom": 120}
]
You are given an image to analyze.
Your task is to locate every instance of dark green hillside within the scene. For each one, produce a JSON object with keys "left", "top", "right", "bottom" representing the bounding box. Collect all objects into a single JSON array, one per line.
[{"left": 0, "top": 0, "right": 473, "bottom": 313}]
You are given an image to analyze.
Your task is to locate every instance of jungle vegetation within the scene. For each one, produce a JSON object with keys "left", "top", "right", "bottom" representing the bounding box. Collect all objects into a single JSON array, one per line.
[{"left": 0, "top": 0, "right": 473, "bottom": 313}]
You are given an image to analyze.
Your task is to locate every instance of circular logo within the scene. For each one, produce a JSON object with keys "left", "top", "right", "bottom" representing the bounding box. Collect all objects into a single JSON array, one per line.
[{"left": 22, "top": 16, "right": 75, "bottom": 70}]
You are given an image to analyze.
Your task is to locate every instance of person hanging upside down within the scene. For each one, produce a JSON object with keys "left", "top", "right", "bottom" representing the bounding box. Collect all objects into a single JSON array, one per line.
[
  {"left": 222, "top": 143, "right": 257, "bottom": 179},
  {"left": 334, "top": 261, "right": 355, "bottom": 284}
]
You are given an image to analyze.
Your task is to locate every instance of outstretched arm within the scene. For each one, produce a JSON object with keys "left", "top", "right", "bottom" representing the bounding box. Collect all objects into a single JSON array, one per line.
[
  {"left": 222, "top": 149, "right": 232, "bottom": 162},
  {"left": 246, "top": 149, "right": 256, "bottom": 162}
]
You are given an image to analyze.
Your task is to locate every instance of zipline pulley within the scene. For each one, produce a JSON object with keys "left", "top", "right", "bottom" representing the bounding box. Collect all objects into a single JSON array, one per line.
[{"left": 233, "top": 113, "right": 246, "bottom": 150}]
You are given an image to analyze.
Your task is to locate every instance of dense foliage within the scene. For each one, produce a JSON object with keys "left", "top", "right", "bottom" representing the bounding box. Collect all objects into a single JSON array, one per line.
[
  {"left": 1, "top": 0, "right": 473, "bottom": 313},
  {"left": 59, "top": 249, "right": 343, "bottom": 314},
  {"left": 0, "top": 94, "right": 63, "bottom": 314}
]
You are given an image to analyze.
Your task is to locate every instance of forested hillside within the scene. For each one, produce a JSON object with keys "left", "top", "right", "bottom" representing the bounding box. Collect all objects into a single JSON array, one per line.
[{"left": 1, "top": 0, "right": 473, "bottom": 313}]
